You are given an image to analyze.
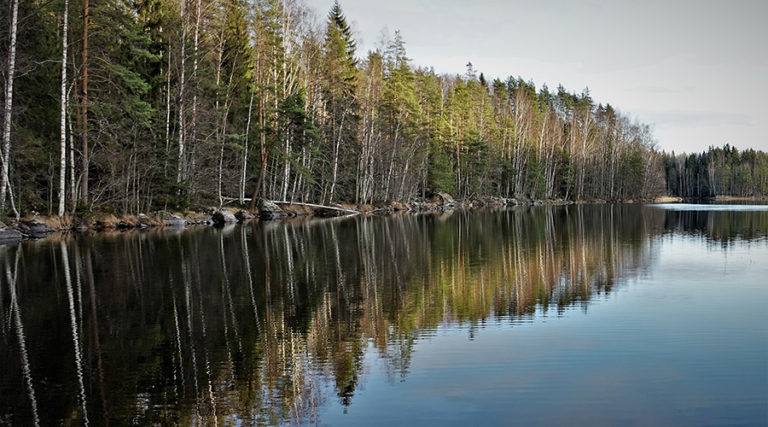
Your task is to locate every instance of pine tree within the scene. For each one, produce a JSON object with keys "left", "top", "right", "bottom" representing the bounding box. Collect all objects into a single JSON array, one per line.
[{"left": 321, "top": 0, "right": 358, "bottom": 202}]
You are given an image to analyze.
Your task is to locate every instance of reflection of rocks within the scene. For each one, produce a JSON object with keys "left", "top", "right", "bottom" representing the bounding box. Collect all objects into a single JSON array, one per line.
[
  {"left": 257, "top": 199, "right": 287, "bottom": 219},
  {"left": 0, "top": 228, "right": 23, "bottom": 244}
]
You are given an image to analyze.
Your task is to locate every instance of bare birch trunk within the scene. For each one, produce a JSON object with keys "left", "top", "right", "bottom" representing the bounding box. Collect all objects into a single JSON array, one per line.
[
  {"left": 58, "top": 0, "right": 70, "bottom": 216},
  {"left": 240, "top": 89, "right": 255, "bottom": 204},
  {"left": 217, "top": 94, "right": 233, "bottom": 207},
  {"left": 1, "top": 0, "right": 20, "bottom": 218},
  {"left": 188, "top": 0, "right": 201, "bottom": 179},
  {"left": 329, "top": 111, "right": 346, "bottom": 202},
  {"left": 249, "top": 62, "right": 266, "bottom": 212},
  {"left": 176, "top": 0, "right": 187, "bottom": 183}
]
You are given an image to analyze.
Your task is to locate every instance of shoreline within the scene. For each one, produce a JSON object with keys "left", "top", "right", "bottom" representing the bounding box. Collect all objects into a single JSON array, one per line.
[{"left": 0, "top": 194, "right": 761, "bottom": 243}]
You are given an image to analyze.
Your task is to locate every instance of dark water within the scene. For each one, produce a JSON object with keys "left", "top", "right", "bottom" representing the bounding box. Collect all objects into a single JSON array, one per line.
[{"left": 1, "top": 205, "right": 767, "bottom": 425}]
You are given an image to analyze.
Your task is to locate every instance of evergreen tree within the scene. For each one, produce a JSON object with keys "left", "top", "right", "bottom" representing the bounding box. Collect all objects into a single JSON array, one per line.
[{"left": 321, "top": 0, "right": 358, "bottom": 202}]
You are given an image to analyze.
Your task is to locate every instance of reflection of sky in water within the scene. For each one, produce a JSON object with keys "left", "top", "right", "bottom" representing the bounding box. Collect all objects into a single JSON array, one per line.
[
  {"left": 320, "top": 235, "right": 768, "bottom": 426},
  {"left": 653, "top": 203, "right": 768, "bottom": 211}
]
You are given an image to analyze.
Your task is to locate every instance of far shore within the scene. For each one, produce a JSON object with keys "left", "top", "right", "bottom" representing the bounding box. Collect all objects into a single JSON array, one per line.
[{"left": 1, "top": 194, "right": 766, "bottom": 244}]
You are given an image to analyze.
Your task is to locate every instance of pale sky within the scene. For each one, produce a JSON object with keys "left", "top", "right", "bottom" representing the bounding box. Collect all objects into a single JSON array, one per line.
[{"left": 306, "top": 0, "right": 768, "bottom": 154}]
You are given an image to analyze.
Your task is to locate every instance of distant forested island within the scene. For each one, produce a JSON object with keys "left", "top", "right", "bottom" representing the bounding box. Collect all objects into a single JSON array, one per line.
[{"left": 1, "top": 0, "right": 766, "bottom": 218}]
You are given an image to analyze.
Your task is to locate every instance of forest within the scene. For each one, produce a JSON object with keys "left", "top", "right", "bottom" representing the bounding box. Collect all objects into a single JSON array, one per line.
[
  {"left": 663, "top": 145, "right": 768, "bottom": 199},
  {"left": 0, "top": 0, "right": 765, "bottom": 218}
]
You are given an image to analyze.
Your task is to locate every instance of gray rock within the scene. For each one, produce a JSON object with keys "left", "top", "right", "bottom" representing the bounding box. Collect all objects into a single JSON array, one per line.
[
  {"left": 20, "top": 219, "right": 55, "bottom": 237},
  {"left": 136, "top": 214, "right": 151, "bottom": 229},
  {"left": 235, "top": 210, "right": 255, "bottom": 222},
  {"left": 162, "top": 213, "right": 186, "bottom": 227},
  {"left": 0, "top": 228, "right": 23, "bottom": 244},
  {"left": 212, "top": 209, "right": 238, "bottom": 225},
  {"left": 155, "top": 211, "right": 186, "bottom": 226},
  {"left": 436, "top": 192, "right": 458, "bottom": 207},
  {"left": 257, "top": 199, "right": 287, "bottom": 220}
]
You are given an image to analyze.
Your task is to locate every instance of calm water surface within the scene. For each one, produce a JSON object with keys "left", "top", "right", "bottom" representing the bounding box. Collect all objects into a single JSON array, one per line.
[{"left": 1, "top": 205, "right": 767, "bottom": 425}]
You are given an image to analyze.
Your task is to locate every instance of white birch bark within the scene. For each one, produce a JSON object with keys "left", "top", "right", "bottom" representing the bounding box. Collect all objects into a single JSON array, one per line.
[
  {"left": 58, "top": 0, "right": 70, "bottom": 216},
  {"left": 1, "top": 0, "right": 20, "bottom": 218},
  {"left": 188, "top": 0, "right": 201, "bottom": 177},
  {"left": 329, "top": 111, "right": 346, "bottom": 202},
  {"left": 176, "top": 0, "right": 187, "bottom": 183},
  {"left": 240, "top": 89, "right": 255, "bottom": 204}
]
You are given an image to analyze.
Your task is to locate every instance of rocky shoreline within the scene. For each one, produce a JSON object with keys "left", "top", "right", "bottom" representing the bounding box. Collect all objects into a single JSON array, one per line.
[{"left": 0, "top": 193, "right": 671, "bottom": 244}]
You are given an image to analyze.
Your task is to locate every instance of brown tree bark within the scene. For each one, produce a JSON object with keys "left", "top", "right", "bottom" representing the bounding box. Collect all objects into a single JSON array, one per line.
[{"left": 81, "top": 0, "right": 89, "bottom": 203}]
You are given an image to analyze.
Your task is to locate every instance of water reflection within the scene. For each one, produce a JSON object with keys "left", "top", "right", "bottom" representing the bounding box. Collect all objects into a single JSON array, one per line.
[
  {"left": 1, "top": 205, "right": 766, "bottom": 424},
  {"left": 658, "top": 207, "right": 768, "bottom": 243}
]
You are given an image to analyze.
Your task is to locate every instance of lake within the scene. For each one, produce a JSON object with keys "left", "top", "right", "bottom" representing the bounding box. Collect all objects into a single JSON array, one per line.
[{"left": 1, "top": 205, "right": 767, "bottom": 425}]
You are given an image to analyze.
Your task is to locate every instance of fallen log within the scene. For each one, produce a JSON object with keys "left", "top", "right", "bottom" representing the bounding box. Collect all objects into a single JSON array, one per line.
[
  {"left": 272, "top": 201, "right": 360, "bottom": 215},
  {"left": 220, "top": 197, "right": 361, "bottom": 216}
]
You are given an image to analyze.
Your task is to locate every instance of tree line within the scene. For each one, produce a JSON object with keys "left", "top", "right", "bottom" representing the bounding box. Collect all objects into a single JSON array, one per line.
[
  {"left": 2, "top": 0, "right": 759, "bottom": 218},
  {"left": 663, "top": 144, "right": 768, "bottom": 199}
]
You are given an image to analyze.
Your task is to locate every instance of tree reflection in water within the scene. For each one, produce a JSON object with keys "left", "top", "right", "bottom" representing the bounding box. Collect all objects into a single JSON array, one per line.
[{"left": 1, "top": 205, "right": 765, "bottom": 425}]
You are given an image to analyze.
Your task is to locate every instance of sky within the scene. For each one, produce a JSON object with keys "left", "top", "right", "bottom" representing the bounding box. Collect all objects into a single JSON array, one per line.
[{"left": 306, "top": 0, "right": 768, "bottom": 154}]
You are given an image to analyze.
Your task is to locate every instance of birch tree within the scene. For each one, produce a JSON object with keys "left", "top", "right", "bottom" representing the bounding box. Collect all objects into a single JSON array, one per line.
[
  {"left": 1, "top": 0, "right": 20, "bottom": 218},
  {"left": 58, "top": 0, "right": 70, "bottom": 216}
]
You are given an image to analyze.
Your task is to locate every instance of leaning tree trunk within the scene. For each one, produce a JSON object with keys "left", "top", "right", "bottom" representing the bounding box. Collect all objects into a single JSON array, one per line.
[
  {"left": 58, "top": 0, "right": 70, "bottom": 216},
  {"left": 329, "top": 110, "right": 346, "bottom": 202},
  {"left": 240, "top": 89, "right": 254, "bottom": 204},
  {"left": 1, "top": 0, "right": 20, "bottom": 219}
]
